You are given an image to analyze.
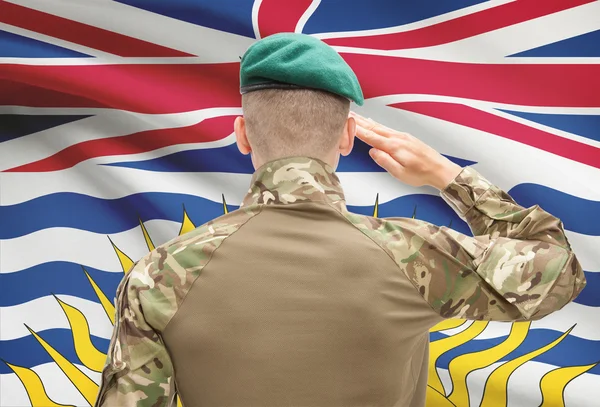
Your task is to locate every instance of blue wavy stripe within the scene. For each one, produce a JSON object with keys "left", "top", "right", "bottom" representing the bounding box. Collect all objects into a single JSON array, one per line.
[
  {"left": 104, "top": 141, "right": 476, "bottom": 173},
  {"left": 507, "top": 183, "right": 600, "bottom": 236},
  {"left": 303, "top": 0, "right": 486, "bottom": 35},
  {"left": 3, "top": 180, "right": 598, "bottom": 239},
  {"left": 1, "top": 327, "right": 598, "bottom": 375},
  {"left": 430, "top": 328, "right": 600, "bottom": 375},
  {"left": 0, "top": 191, "right": 471, "bottom": 239},
  {"left": 0, "top": 263, "right": 123, "bottom": 307},
  {"left": 499, "top": 110, "right": 600, "bottom": 143},
  {"left": 510, "top": 29, "right": 600, "bottom": 58},
  {"left": 0, "top": 30, "right": 89, "bottom": 58},
  {"left": 0, "top": 329, "right": 109, "bottom": 374},
  {"left": 576, "top": 271, "right": 600, "bottom": 307},
  {"left": 115, "top": 0, "right": 256, "bottom": 38},
  {"left": 0, "top": 192, "right": 227, "bottom": 239}
]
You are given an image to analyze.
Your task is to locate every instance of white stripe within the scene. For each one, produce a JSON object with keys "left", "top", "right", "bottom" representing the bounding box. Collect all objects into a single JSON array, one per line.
[
  {"left": 314, "top": 0, "right": 516, "bottom": 39},
  {"left": 0, "top": 362, "right": 98, "bottom": 407},
  {"left": 295, "top": 0, "right": 321, "bottom": 34},
  {"left": 0, "top": 107, "right": 242, "bottom": 171},
  {"left": 0, "top": 164, "right": 428, "bottom": 207},
  {"left": 6, "top": 0, "right": 254, "bottom": 62},
  {"left": 438, "top": 359, "right": 600, "bottom": 407},
  {"left": 0, "top": 22, "right": 114, "bottom": 58},
  {"left": 366, "top": 94, "right": 600, "bottom": 115},
  {"left": 252, "top": 0, "right": 263, "bottom": 40},
  {"left": 0, "top": 56, "right": 252, "bottom": 65},
  {"left": 1, "top": 219, "right": 182, "bottom": 274},
  {"left": 0, "top": 167, "right": 251, "bottom": 207},
  {"left": 334, "top": 46, "right": 600, "bottom": 64},
  {"left": 0, "top": 295, "right": 114, "bottom": 341}
]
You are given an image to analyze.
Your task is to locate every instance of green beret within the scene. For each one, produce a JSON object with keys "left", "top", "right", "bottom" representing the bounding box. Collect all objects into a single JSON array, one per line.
[{"left": 240, "top": 33, "right": 364, "bottom": 105}]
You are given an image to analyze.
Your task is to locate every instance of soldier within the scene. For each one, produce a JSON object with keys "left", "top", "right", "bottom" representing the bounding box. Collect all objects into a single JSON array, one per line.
[{"left": 95, "top": 33, "right": 586, "bottom": 407}]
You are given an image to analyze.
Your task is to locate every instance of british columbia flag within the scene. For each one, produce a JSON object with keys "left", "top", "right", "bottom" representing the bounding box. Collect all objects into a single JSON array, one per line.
[{"left": 1, "top": 1, "right": 599, "bottom": 406}]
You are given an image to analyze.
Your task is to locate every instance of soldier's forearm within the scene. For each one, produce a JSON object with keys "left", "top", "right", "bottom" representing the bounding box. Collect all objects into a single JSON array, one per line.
[{"left": 441, "top": 167, "right": 572, "bottom": 249}]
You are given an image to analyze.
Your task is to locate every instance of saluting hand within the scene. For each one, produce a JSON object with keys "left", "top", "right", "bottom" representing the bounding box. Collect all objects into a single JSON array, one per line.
[{"left": 351, "top": 112, "right": 463, "bottom": 191}]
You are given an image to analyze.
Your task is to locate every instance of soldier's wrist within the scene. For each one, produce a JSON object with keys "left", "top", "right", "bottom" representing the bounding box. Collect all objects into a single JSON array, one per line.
[{"left": 431, "top": 163, "right": 463, "bottom": 191}]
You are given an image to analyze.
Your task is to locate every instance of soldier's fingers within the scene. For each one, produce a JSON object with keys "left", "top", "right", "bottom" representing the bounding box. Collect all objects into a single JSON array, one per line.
[
  {"left": 356, "top": 124, "right": 396, "bottom": 151},
  {"left": 350, "top": 112, "right": 408, "bottom": 140},
  {"left": 369, "top": 148, "right": 406, "bottom": 179},
  {"left": 353, "top": 115, "right": 392, "bottom": 139}
]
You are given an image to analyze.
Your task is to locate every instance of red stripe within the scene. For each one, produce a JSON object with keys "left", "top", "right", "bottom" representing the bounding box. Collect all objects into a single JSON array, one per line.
[
  {"left": 0, "top": 63, "right": 241, "bottom": 114},
  {"left": 342, "top": 54, "right": 600, "bottom": 107},
  {"left": 0, "top": 2, "right": 191, "bottom": 57},
  {"left": 2, "top": 58, "right": 598, "bottom": 111},
  {"left": 258, "top": 0, "right": 314, "bottom": 38},
  {"left": 6, "top": 115, "right": 236, "bottom": 173},
  {"left": 325, "top": 0, "right": 595, "bottom": 50},
  {"left": 393, "top": 102, "right": 600, "bottom": 169}
]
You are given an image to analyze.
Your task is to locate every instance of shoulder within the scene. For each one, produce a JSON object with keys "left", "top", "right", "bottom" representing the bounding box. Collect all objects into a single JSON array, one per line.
[
  {"left": 339, "top": 210, "right": 418, "bottom": 258},
  {"left": 341, "top": 210, "right": 429, "bottom": 247},
  {"left": 125, "top": 205, "right": 263, "bottom": 330}
]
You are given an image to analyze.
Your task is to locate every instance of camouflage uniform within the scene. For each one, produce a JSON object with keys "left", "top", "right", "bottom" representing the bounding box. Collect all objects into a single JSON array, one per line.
[{"left": 95, "top": 156, "right": 585, "bottom": 407}]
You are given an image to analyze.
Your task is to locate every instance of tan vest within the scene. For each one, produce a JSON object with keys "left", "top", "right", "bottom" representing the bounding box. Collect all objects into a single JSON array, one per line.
[{"left": 163, "top": 199, "right": 437, "bottom": 406}]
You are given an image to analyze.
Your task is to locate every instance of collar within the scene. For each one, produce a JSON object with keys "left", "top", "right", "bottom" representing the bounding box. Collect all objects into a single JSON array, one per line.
[{"left": 240, "top": 156, "right": 346, "bottom": 211}]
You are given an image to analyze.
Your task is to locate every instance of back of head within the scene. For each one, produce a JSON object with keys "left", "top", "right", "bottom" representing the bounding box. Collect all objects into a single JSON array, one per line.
[{"left": 242, "top": 88, "right": 350, "bottom": 162}]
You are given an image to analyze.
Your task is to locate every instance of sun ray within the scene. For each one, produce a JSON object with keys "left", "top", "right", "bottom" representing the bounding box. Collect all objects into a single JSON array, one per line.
[
  {"left": 108, "top": 236, "right": 134, "bottom": 273},
  {"left": 447, "top": 321, "right": 531, "bottom": 406},
  {"left": 83, "top": 267, "right": 115, "bottom": 325},
  {"left": 139, "top": 218, "right": 156, "bottom": 251},
  {"left": 479, "top": 325, "right": 575, "bottom": 407},
  {"left": 426, "top": 385, "right": 456, "bottom": 407},
  {"left": 53, "top": 295, "right": 107, "bottom": 373},
  {"left": 430, "top": 319, "right": 466, "bottom": 333},
  {"left": 412, "top": 205, "right": 417, "bottom": 219},
  {"left": 179, "top": 206, "right": 197, "bottom": 236},
  {"left": 539, "top": 362, "right": 599, "bottom": 407},
  {"left": 429, "top": 321, "right": 489, "bottom": 394},
  {"left": 222, "top": 193, "right": 229, "bottom": 214},
  {"left": 2, "top": 360, "right": 74, "bottom": 407},
  {"left": 372, "top": 194, "right": 379, "bottom": 217},
  {"left": 24, "top": 325, "right": 99, "bottom": 406}
]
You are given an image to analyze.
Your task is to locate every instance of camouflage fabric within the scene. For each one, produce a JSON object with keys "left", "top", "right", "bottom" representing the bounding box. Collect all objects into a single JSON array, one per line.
[
  {"left": 240, "top": 156, "right": 346, "bottom": 211},
  {"left": 95, "top": 206, "right": 262, "bottom": 407},
  {"left": 95, "top": 155, "right": 586, "bottom": 406},
  {"left": 344, "top": 164, "right": 585, "bottom": 321}
]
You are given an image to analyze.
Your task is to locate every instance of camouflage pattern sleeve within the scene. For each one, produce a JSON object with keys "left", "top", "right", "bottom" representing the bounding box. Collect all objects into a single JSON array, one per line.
[
  {"left": 345, "top": 167, "right": 586, "bottom": 322},
  {"left": 94, "top": 262, "right": 176, "bottom": 407},
  {"left": 441, "top": 166, "right": 572, "bottom": 249}
]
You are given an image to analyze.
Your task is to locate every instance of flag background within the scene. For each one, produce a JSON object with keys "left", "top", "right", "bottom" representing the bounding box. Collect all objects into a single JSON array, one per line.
[{"left": 1, "top": 1, "right": 599, "bottom": 406}]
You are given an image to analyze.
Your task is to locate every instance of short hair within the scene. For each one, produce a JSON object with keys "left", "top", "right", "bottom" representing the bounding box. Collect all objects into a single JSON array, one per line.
[{"left": 242, "top": 88, "right": 350, "bottom": 162}]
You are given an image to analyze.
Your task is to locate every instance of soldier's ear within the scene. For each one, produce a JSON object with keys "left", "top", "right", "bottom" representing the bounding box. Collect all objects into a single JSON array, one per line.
[
  {"left": 234, "top": 117, "right": 251, "bottom": 155},
  {"left": 339, "top": 116, "right": 355, "bottom": 157}
]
